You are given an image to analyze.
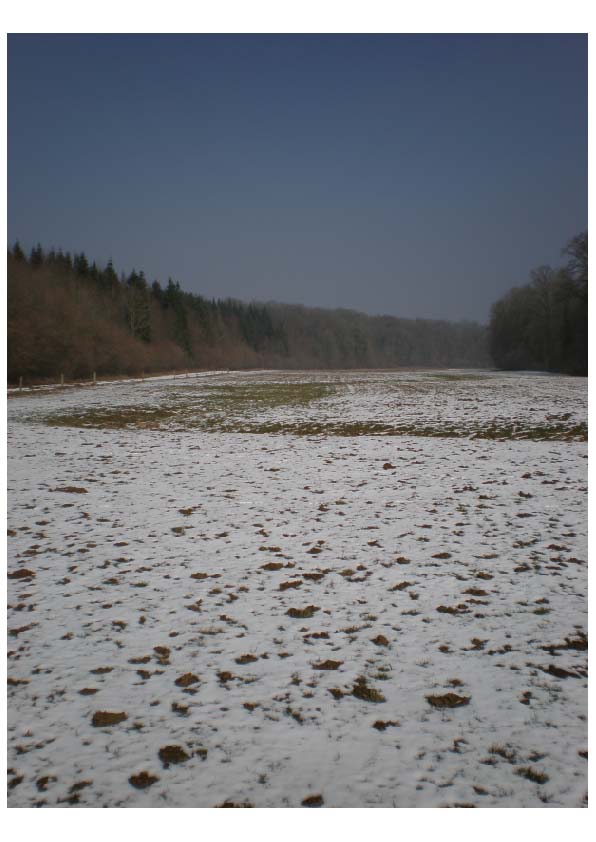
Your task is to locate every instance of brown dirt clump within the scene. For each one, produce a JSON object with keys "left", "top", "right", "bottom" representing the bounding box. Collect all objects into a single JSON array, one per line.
[
  {"left": 303, "top": 572, "right": 326, "bottom": 582},
  {"left": 235, "top": 654, "right": 258, "bottom": 664},
  {"left": 352, "top": 677, "right": 386, "bottom": 703},
  {"left": 542, "top": 663, "right": 585, "bottom": 679},
  {"left": 426, "top": 693, "right": 470, "bottom": 709},
  {"left": 436, "top": 604, "right": 469, "bottom": 615},
  {"left": 302, "top": 794, "right": 324, "bottom": 807},
  {"left": 541, "top": 632, "right": 587, "bottom": 655},
  {"left": 390, "top": 581, "right": 412, "bottom": 591},
  {"left": 129, "top": 771, "right": 159, "bottom": 789},
  {"left": 8, "top": 568, "right": 36, "bottom": 580},
  {"left": 218, "top": 671, "right": 234, "bottom": 683},
  {"left": 51, "top": 486, "right": 88, "bottom": 494},
  {"left": 329, "top": 688, "right": 345, "bottom": 700},
  {"left": 287, "top": 605, "right": 320, "bottom": 619},
  {"left": 372, "top": 634, "right": 390, "bottom": 647},
  {"left": 174, "top": 672, "right": 200, "bottom": 687},
  {"left": 261, "top": 562, "right": 284, "bottom": 571},
  {"left": 158, "top": 745, "right": 190, "bottom": 767},
  {"left": 186, "top": 600, "right": 202, "bottom": 613},
  {"left": 91, "top": 710, "right": 128, "bottom": 727},
  {"left": 279, "top": 580, "right": 302, "bottom": 591},
  {"left": 372, "top": 720, "right": 400, "bottom": 731},
  {"left": 312, "top": 659, "right": 343, "bottom": 670}
]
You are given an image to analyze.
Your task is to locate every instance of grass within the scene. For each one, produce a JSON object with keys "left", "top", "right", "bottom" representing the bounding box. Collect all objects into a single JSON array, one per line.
[
  {"left": 515, "top": 767, "right": 549, "bottom": 784},
  {"left": 43, "top": 412, "right": 588, "bottom": 441},
  {"left": 37, "top": 379, "right": 586, "bottom": 441},
  {"left": 488, "top": 744, "right": 517, "bottom": 762},
  {"left": 42, "top": 382, "right": 336, "bottom": 431},
  {"left": 352, "top": 676, "right": 386, "bottom": 703}
]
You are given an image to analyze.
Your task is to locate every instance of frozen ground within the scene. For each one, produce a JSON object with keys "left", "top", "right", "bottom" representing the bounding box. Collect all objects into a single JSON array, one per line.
[{"left": 7, "top": 369, "right": 588, "bottom": 807}]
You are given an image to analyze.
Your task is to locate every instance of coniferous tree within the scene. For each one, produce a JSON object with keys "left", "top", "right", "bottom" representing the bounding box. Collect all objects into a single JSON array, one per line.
[
  {"left": 12, "top": 241, "right": 25, "bottom": 261},
  {"left": 74, "top": 252, "right": 89, "bottom": 276},
  {"left": 101, "top": 259, "right": 119, "bottom": 296},
  {"left": 30, "top": 243, "right": 44, "bottom": 265},
  {"left": 125, "top": 269, "right": 152, "bottom": 341}
]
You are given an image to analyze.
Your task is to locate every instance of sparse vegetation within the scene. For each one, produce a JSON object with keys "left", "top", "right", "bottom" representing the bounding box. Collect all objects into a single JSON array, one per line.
[
  {"left": 352, "top": 677, "right": 386, "bottom": 703},
  {"left": 515, "top": 766, "right": 549, "bottom": 784}
]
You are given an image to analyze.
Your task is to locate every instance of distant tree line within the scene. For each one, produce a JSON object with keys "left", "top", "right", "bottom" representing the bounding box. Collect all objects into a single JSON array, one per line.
[
  {"left": 489, "top": 232, "right": 587, "bottom": 376},
  {"left": 7, "top": 242, "right": 490, "bottom": 382}
]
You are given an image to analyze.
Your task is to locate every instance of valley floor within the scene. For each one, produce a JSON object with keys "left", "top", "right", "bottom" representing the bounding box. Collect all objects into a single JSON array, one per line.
[{"left": 7, "top": 369, "right": 587, "bottom": 807}]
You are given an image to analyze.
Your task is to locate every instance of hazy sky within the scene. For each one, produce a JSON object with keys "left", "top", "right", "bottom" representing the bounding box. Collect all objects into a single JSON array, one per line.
[{"left": 8, "top": 34, "right": 587, "bottom": 323}]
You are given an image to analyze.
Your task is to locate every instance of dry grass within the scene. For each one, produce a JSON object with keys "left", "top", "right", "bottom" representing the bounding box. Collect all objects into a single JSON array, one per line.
[
  {"left": 352, "top": 677, "right": 386, "bottom": 703},
  {"left": 515, "top": 767, "right": 549, "bottom": 784}
]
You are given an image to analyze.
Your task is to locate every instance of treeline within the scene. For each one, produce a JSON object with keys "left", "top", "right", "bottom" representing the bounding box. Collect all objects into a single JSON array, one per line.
[
  {"left": 489, "top": 232, "right": 588, "bottom": 376},
  {"left": 7, "top": 242, "right": 490, "bottom": 382}
]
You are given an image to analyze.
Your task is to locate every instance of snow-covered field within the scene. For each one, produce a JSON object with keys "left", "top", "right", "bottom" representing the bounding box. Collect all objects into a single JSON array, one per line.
[{"left": 7, "top": 369, "right": 587, "bottom": 807}]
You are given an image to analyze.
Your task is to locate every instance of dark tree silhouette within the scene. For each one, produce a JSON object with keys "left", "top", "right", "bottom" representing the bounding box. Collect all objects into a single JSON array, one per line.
[{"left": 489, "top": 232, "right": 587, "bottom": 375}]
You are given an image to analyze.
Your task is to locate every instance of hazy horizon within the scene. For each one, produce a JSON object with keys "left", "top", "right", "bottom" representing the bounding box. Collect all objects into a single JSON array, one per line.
[{"left": 8, "top": 34, "right": 587, "bottom": 323}]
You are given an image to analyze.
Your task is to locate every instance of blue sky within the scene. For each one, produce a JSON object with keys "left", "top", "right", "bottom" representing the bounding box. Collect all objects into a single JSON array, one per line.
[{"left": 8, "top": 34, "right": 587, "bottom": 322}]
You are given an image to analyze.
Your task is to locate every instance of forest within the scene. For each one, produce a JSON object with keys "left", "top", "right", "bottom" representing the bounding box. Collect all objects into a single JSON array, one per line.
[
  {"left": 489, "top": 231, "right": 588, "bottom": 376},
  {"left": 7, "top": 244, "right": 490, "bottom": 383}
]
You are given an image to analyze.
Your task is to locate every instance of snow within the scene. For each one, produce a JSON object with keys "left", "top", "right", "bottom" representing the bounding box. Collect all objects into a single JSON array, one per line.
[{"left": 7, "top": 369, "right": 587, "bottom": 807}]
